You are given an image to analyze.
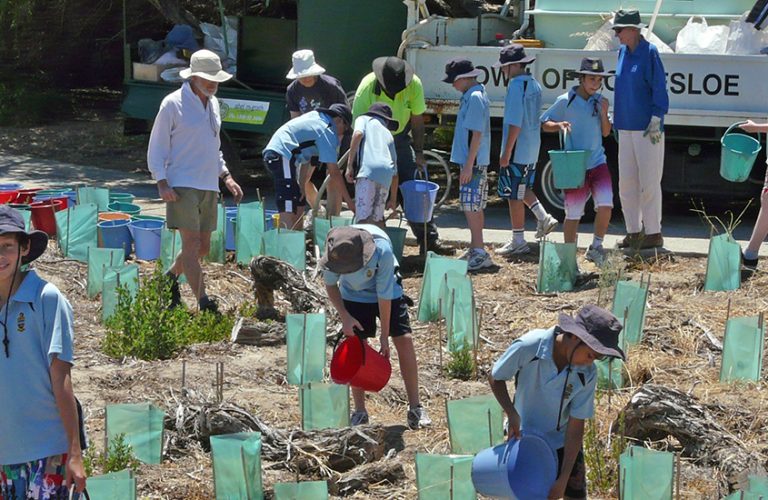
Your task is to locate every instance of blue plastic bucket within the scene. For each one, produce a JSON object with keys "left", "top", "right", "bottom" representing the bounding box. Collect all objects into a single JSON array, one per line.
[
  {"left": 98, "top": 219, "right": 133, "bottom": 259},
  {"left": 384, "top": 226, "right": 407, "bottom": 262},
  {"left": 0, "top": 183, "right": 23, "bottom": 192},
  {"left": 720, "top": 122, "right": 762, "bottom": 182},
  {"left": 265, "top": 209, "right": 279, "bottom": 230},
  {"left": 400, "top": 180, "right": 439, "bottom": 223},
  {"left": 131, "top": 219, "right": 164, "bottom": 261},
  {"left": 61, "top": 191, "right": 78, "bottom": 206},
  {"left": 472, "top": 434, "right": 558, "bottom": 499}
]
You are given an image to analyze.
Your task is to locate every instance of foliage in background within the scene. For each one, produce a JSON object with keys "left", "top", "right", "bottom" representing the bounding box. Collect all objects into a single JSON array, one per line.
[
  {"left": 584, "top": 397, "right": 626, "bottom": 495},
  {"left": 103, "top": 265, "right": 234, "bottom": 360},
  {"left": 444, "top": 342, "right": 475, "bottom": 381},
  {"left": 0, "top": 79, "right": 73, "bottom": 127},
  {"left": 83, "top": 433, "right": 141, "bottom": 476}
]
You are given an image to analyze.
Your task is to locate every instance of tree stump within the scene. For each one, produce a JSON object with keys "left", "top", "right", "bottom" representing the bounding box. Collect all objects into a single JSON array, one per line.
[{"left": 249, "top": 255, "right": 327, "bottom": 318}]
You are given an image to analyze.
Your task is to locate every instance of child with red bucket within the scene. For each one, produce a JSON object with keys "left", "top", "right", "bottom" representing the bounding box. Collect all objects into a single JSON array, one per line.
[{"left": 322, "top": 225, "right": 431, "bottom": 429}]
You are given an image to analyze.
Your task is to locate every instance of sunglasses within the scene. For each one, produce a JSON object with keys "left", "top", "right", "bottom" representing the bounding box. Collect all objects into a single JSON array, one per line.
[{"left": 613, "top": 27, "right": 626, "bottom": 33}]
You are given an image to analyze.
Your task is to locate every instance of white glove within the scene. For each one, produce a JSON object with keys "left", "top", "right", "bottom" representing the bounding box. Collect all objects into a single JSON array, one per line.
[{"left": 643, "top": 116, "right": 663, "bottom": 145}]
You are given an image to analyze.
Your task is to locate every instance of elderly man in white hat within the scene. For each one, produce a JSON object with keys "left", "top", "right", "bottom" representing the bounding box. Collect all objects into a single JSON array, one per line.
[
  {"left": 147, "top": 49, "right": 244, "bottom": 313},
  {"left": 285, "top": 49, "right": 348, "bottom": 215}
]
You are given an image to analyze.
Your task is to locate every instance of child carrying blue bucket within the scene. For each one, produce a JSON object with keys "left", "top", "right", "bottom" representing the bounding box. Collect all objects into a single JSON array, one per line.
[
  {"left": 488, "top": 305, "right": 626, "bottom": 499},
  {"left": 541, "top": 57, "right": 615, "bottom": 266},
  {"left": 737, "top": 120, "right": 768, "bottom": 278}
]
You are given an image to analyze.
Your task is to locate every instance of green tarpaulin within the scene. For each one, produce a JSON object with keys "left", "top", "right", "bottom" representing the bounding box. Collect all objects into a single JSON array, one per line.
[
  {"left": 704, "top": 233, "right": 741, "bottom": 292},
  {"left": 300, "top": 383, "right": 350, "bottom": 430},
  {"left": 417, "top": 252, "right": 468, "bottom": 323},
  {"left": 210, "top": 432, "right": 263, "bottom": 500},
  {"left": 415, "top": 453, "right": 476, "bottom": 500},
  {"left": 438, "top": 270, "right": 478, "bottom": 352},
  {"left": 87, "top": 470, "right": 136, "bottom": 500},
  {"left": 55, "top": 203, "right": 98, "bottom": 262},
  {"left": 206, "top": 203, "right": 226, "bottom": 264},
  {"left": 264, "top": 228, "right": 306, "bottom": 270},
  {"left": 612, "top": 280, "right": 649, "bottom": 346},
  {"left": 105, "top": 403, "right": 165, "bottom": 464},
  {"left": 721, "top": 315, "right": 765, "bottom": 383},
  {"left": 537, "top": 241, "right": 578, "bottom": 293},
  {"left": 101, "top": 264, "right": 139, "bottom": 322},
  {"left": 236, "top": 202, "right": 265, "bottom": 265},
  {"left": 77, "top": 187, "right": 110, "bottom": 211},
  {"left": 619, "top": 446, "right": 674, "bottom": 500},
  {"left": 87, "top": 247, "right": 125, "bottom": 299},
  {"left": 286, "top": 313, "right": 326, "bottom": 385},
  {"left": 314, "top": 216, "right": 354, "bottom": 254},
  {"left": 273, "top": 481, "right": 329, "bottom": 499},
  {"left": 446, "top": 395, "right": 504, "bottom": 454}
]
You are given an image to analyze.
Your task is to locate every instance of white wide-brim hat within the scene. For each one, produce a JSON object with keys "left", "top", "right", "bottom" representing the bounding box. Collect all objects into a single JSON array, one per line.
[
  {"left": 179, "top": 49, "right": 233, "bottom": 83},
  {"left": 287, "top": 49, "right": 326, "bottom": 79}
]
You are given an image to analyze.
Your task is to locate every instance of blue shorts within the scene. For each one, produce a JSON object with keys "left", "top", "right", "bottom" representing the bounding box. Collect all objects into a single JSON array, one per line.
[
  {"left": 498, "top": 163, "right": 536, "bottom": 200},
  {"left": 264, "top": 150, "right": 306, "bottom": 213}
]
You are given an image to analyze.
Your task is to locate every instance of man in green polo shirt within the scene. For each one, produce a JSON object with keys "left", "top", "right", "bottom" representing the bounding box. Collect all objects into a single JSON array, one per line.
[{"left": 352, "top": 56, "right": 454, "bottom": 255}]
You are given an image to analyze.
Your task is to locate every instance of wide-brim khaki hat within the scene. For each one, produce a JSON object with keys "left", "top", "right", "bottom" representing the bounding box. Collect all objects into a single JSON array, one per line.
[
  {"left": 179, "top": 49, "right": 233, "bottom": 83},
  {"left": 287, "top": 49, "right": 326, "bottom": 79}
]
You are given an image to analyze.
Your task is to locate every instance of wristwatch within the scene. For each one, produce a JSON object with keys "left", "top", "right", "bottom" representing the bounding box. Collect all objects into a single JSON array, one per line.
[{"left": 220, "top": 171, "right": 231, "bottom": 180}]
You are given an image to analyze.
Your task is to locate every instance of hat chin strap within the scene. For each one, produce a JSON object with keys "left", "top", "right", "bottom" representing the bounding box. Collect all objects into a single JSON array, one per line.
[
  {"left": 2, "top": 246, "right": 19, "bottom": 358},
  {"left": 555, "top": 340, "right": 581, "bottom": 431}
]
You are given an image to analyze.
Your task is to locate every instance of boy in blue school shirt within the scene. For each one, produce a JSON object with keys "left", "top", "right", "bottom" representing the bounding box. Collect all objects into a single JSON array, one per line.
[
  {"left": 494, "top": 44, "right": 559, "bottom": 257},
  {"left": 0, "top": 206, "right": 86, "bottom": 498},
  {"left": 345, "top": 103, "right": 399, "bottom": 227},
  {"left": 489, "top": 305, "right": 625, "bottom": 500},
  {"left": 322, "top": 225, "right": 431, "bottom": 429},
  {"left": 443, "top": 58, "right": 495, "bottom": 271},
  {"left": 541, "top": 58, "right": 615, "bottom": 266},
  {"left": 263, "top": 103, "right": 354, "bottom": 230}
]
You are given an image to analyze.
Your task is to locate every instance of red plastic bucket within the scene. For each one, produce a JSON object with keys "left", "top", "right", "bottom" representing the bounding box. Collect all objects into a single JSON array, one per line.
[
  {"left": 30, "top": 200, "right": 64, "bottom": 236},
  {"left": 14, "top": 188, "right": 42, "bottom": 204},
  {"left": 330, "top": 336, "right": 392, "bottom": 392},
  {"left": 0, "top": 191, "right": 18, "bottom": 204}
]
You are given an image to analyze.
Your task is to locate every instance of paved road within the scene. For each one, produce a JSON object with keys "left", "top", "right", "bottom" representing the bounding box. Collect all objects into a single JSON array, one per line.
[{"left": 2, "top": 153, "right": 765, "bottom": 257}]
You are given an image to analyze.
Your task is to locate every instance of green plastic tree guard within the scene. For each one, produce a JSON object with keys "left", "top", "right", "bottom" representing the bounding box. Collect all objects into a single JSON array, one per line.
[
  {"left": 537, "top": 241, "right": 578, "bottom": 293},
  {"left": 417, "top": 252, "right": 468, "bottom": 323},
  {"left": 87, "top": 247, "right": 125, "bottom": 298},
  {"left": 264, "top": 228, "right": 306, "bottom": 270},
  {"left": 446, "top": 395, "right": 504, "bottom": 454},
  {"left": 415, "top": 453, "right": 476, "bottom": 500},
  {"left": 101, "top": 263, "right": 139, "bottom": 322},
  {"left": 206, "top": 203, "right": 226, "bottom": 264},
  {"left": 105, "top": 403, "right": 165, "bottom": 465},
  {"left": 210, "top": 432, "right": 263, "bottom": 500},
  {"left": 596, "top": 357, "right": 625, "bottom": 390},
  {"left": 286, "top": 313, "right": 327, "bottom": 385},
  {"left": 55, "top": 203, "right": 98, "bottom": 262},
  {"left": 619, "top": 446, "right": 674, "bottom": 500},
  {"left": 313, "top": 216, "right": 354, "bottom": 255},
  {"left": 612, "top": 280, "right": 649, "bottom": 346},
  {"left": 87, "top": 469, "right": 137, "bottom": 499},
  {"left": 236, "top": 201, "right": 266, "bottom": 265},
  {"left": 748, "top": 475, "right": 768, "bottom": 495},
  {"left": 77, "top": 186, "right": 111, "bottom": 211},
  {"left": 273, "top": 480, "right": 329, "bottom": 499},
  {"left": 159, "top": 226, "right": 186, "bottom": 284},
  {"left": 704, "top": 233, "right": 741, "bottom": 292},
  {"left": 21, "top": 209, "right": 31, "bottom": 231},
  {"left": 721, "top": 315, "right": 765, "bottom": 383},
  {"left": 300, "top": 383, "right": 350, "bottom": 430},
  {"left": 438, "top": 270, "right": 478, "bottom": 352}
]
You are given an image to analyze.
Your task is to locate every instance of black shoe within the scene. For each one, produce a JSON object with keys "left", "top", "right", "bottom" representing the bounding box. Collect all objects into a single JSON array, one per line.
[
  {"left": 199, "top": 295, "right": 220, "bottom": 314},
  {"left": 742, "top": 252, "right": 758, "bottom": 281},
  {"left": 166, "top": 272, "right": 182, "bottom": 308},
  {"left": 420, "top": 240, "right": 456, "bottom": 256}
]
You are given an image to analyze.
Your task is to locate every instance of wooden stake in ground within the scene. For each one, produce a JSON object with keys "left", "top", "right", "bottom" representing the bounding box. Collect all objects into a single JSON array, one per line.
[
  {"left": 181, "top": 360, "right": 186, "bottom": 395},
  {"left": 215, "top": 362, "right": 224, "bottom": 403}
]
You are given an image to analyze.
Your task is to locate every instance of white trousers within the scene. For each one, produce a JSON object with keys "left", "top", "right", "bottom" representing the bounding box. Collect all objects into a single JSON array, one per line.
[{"left": 618, "top": 130, "right": 665, "bottom": 234}]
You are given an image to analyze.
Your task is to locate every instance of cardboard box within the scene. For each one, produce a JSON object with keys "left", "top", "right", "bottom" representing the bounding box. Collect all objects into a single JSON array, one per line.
[{"left": 132, "top": 62, "right": 177, "bottom": 82}]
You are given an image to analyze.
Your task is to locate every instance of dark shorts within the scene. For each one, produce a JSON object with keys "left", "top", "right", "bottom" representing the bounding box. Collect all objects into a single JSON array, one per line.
[
  {"left": 342, "top": 297, "right": 412, "bottom": 338},
  {"left": 498, "top": 162, "right": 537, "bottom": 200},
  {"left": 264, "top": 149, "right": 306, "bottom": 213},
  {"left": 556, "top": 447, "right": 587, "bottom": 499}
]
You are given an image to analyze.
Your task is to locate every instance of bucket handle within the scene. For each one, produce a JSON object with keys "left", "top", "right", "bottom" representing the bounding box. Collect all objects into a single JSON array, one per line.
[
  {"left": 69, "top": 485, "right": 91, "bottom": 500},
  {"left": 558, "top": 128, "right": 573, "bottom": 152},
  {"left": 724, "top": 121, "right": 763, "bottom": 143},
  {"left": 332, "top": 329, "right": 368, "bottom": 366}
]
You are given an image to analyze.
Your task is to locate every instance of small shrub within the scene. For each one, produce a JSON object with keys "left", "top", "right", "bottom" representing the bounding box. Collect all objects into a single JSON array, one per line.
[
  {"left": 83, "top": 433, "right": 141, "bottom": 476},
  {"left": 584, "top": 400, "right": 626, "bottom": 494},
  {"left": 103, "top": 266, "right": 235, "bottom": 360},
  {"left": 445, "top": 343, "right": 475, "bottom": 380}
]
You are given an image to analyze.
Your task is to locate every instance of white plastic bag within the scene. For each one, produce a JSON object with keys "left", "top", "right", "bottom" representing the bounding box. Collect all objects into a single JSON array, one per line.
[
  {"left": 200, "top": 16, "right": 238, "bottom": 71},
  {"left": 675, "top": 16, "right": 729, "bottom": 54},
  {"left": 585, "top": 16, "right": 673, "bottom": 53},
  {"left": 726, "top": 13, "right": 768, "bottom": 55}
]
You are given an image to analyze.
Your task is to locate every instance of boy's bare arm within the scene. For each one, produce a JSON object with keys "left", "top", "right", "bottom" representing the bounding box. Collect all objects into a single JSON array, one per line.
[
  {"left": 51, "top": 357, "right": 86, "bottom": 492},
  {"left": 500, "top": 125, "right": 521, "bottom": 167},
  {"left": 488, "top": 374, "right": 521, "bottom": 439},
  {"left": 345, "top": 130, "right": 364, "bottom": 183},
  {"left": 549, "top": 417, "right": 585, "bottom": 499}
]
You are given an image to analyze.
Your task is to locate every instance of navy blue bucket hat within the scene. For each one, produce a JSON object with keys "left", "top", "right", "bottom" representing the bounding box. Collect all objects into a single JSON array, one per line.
[{"left": 0, "top": 205, "right": 48, "bottom": 264}]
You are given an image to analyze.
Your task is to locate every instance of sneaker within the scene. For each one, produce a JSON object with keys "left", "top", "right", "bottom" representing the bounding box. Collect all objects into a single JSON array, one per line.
[
  {"left": 467, "top": 249, "right": 494, "bottom": 271},
  {"left": 585, "top": 245, "right": 607, "bottom": 266},
  {"left": 199, "top": 295, "right": 220, "bottom": 314},
  {"left": 458, "top": 248, "right": 471, "bottom": 260},
  {"left": 640, "top": 233, "right": 664, "bottom": 249},
  {"left": 407, "top": 405, "right": 432, "bottom": 429},
  {"left": 535, "top": 214, "right": 558, "bottom": 239},
  {"left": 495, "top": 240, "right": 531, "bottom": 256},
  {"left": 166, "top": 273, "right": 182, "bottom": 308},
  {"left": 617, "top": 232, "right": 642, "bottom": 249},
  {"left": 742, "top": 252, "right": 758, "bottom": 281},
  {"left": 420, "top": 240, "right": 456, "bottom": 256},
  {"left": 351, "top": 410, "right": 369, "bottom": 426}
]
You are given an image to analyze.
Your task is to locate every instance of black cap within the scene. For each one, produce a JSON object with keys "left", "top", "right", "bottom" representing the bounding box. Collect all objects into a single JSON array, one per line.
[
  {"left": 493, "top": 43, "right": 536, "bottom": 68},
  {"left": 558, "top": 305, "right": 626, "bottom": 361},
  {"left": 442, "top": 58, "right": 482, "bottom": 84},
  {"left": 613, "top": 9, "right": 645, "bottom": 29},
  {"left": 0, "top": 205, "right": 48, "bottom": 264},
  {"left": 363, "top": 102, "right": 399, "bottom": 131},
  {"left": 372, "top": 56, "right": 414, "bottom": 95},
  {"left": 318, "top": 103, "right": 352, "bottom": 127},
  {"left": 570, "top": 57, "right": 614, "bottom": 78}
]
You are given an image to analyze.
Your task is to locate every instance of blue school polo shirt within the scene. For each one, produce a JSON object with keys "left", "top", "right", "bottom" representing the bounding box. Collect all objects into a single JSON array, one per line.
[
  {"left": 491, "top": 327, "right": 597, "bottom": 451},
  {"left": 450, "top": 83, "right": 491, "bottom": 167},
  {"left": 323, "top": 224, "right": 402, "bottom": 303},
  {"left": 503, "top": 74, "right": 543, "bottom": 166},
  {"left": 353, "top": 115, "right": 398, "bottom": 186},
  {"left": 264, "top": 110, "right": 340, "bottom": 164},
  {"left": 540, "top": 87, "right": 608, "bottom": 170},
  {"left": 0, "top": 270, "right": 75, "bottom": 465}
]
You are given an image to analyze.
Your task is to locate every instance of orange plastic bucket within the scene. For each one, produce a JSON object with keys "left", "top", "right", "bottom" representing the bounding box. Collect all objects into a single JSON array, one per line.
[
  {"left": 330, "top": 336, "right": 392, "bottom": 392},
  {"left": 98, "top": 212, "right": 131, "bottom": 222}
]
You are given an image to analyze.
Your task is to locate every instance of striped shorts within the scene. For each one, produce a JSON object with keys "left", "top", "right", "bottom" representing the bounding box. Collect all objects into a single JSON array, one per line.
[{"left": 458, "top": 164, "right": 489, "bottom": 212}]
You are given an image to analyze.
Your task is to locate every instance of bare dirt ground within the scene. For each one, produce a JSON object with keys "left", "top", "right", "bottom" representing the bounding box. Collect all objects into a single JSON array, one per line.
[{"left": 2, "top": 94, "right": 767, "bottom": 499}]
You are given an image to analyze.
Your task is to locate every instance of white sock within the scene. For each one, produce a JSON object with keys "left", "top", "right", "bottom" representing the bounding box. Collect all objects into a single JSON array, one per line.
[
  {"left": 529, "top": 201, "right": 547, "bottom": 221},
  {"left": 513, "top": 229, "right": 525, "bottom": 244},
  {"left": 592, "top": 236, "right": 604, "bottom": 249}
]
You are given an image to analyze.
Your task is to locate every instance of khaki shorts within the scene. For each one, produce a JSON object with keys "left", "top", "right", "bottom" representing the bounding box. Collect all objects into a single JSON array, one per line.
[{"left": 166, "top": 187, "right": 218, "bottom": 232}]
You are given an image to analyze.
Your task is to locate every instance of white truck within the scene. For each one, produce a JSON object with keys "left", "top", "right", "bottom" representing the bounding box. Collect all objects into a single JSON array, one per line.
[{"left": 402, "top": 0, "right": 768, "bottom": 218}]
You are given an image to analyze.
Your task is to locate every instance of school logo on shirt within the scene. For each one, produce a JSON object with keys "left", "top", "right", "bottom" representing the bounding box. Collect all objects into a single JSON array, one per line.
[
  {"left": 366, "top": 269, "right": 374, "bottom": 279},
  {"left": 16, "top": 312, "right": 25, "bottom": 333},
  {"left": 564, "top": 383, "right": 574, "bottom": 400},
  {"left": 631, "top": 64, "right": 638, "bottom": 73}
]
